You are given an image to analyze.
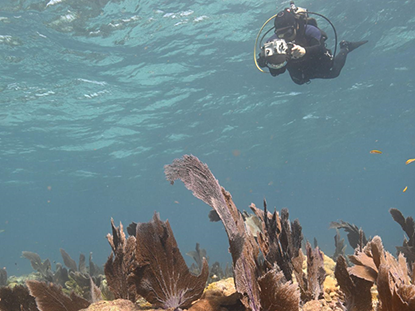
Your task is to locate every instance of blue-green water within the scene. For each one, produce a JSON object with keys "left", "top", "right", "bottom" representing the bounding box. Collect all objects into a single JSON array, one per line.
[{"left": 1, "top": 0, "right": 414, "bottom": 276}]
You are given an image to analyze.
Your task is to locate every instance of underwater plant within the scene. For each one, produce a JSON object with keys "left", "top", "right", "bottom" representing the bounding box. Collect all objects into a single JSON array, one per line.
[
  {"left": 330, "top": 220, "right": 368, "bottom": 250},
  {"left": 105, "top": 213, "right": 209, "bottom": 309},
  {"left": 133, "top": 212, "right": 209, "bottom": 309},
  {"left": 332, "top": 229, "right": 347, "bottom": 262},
  {"left": 334, "top": 255, "right": 373, "bottom": 311},
  {"left": 336, "top": 235, "right": 415, "bottom": 310},
  {"left": 186, "top": 243, "right": 209, "bottom": 274},
  {"left": 0, "top": 268, "right": 7, "bottom": 287},
  {"left": 2, "top": 155, "right": 415, "bottom": 311},
  {"left": 0, "top": 285, "right": 38, "bottom": 311},
  {"left": 165, "top": 155, "right": 264, "bottom": 311},
  {"left": 26, "top": 280, "right": 90, "bottom": 311},
  {"left": 165, "top": 155, "right": 305, "bottom": 311},
  {"left": 21, "top": 252, "right": 54, "bottom": 282},
  {"left": 104, "top": 218, "right": 137, "bottom": 301},
  {"left": 389, "top": 208, "right": 415, "bottom": 271}
]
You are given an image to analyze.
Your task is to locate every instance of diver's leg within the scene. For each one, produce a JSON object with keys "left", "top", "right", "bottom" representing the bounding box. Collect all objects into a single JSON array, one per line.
[
  {"left": 319, "top": 40, "right": 368, "bottom": 79},
  {"left": 328, "top": 48, "right": 348, "bottom": 78}
]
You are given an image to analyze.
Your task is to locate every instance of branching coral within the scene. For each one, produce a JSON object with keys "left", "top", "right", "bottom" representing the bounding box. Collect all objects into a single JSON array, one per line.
[
  {"left": 165, "top": 155, "right": 301, "bottom": 311},
  {"left": 104, "top": 218, "right": 137, "bottom": 301},
  {"left": 341, "top": 235, "right": 415, "bottom": 310}
]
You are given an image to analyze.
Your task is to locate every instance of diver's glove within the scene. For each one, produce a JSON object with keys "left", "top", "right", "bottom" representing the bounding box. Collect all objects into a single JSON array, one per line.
[{"left": 291, "top": 44, "right": 306, "bottom": 59}]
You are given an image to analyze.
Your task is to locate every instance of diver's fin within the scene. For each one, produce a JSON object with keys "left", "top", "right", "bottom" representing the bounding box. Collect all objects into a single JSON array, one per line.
[{"left": 340, "top": 40, "right": 368, "bottom": 52}]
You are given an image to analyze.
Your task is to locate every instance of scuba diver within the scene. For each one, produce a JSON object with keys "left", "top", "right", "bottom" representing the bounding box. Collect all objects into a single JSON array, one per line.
[{"left": 255, "top": 2, "right": 368, "bottom": 85}]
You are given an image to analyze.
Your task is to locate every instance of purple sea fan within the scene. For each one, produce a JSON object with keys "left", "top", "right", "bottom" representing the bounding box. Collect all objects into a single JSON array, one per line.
[
  {"left": 165, "top": 154, "right": 262, "bottom": 311},
  {"left": 132, "top": 212, "right": 209, "bottom": 309}
]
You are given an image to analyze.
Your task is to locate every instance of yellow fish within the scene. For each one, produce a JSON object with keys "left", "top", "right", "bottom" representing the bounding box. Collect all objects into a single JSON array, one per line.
[
  {"left": 403, "top": 186, "right": 408, "bottom": 192},
  {"left": 370, "top": 150, "right": 382, "bottom": 154},
  {"left": 405, "top": 158, "right": 415, "bottom": 165},
  {"left": 0, "top": 229, "right": 5, "bottom": 233}
]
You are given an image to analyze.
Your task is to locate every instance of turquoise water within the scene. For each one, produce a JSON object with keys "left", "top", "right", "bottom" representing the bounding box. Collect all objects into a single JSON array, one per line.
[{"left": 1, "top": 0, "right": 414, "bottom": 276}]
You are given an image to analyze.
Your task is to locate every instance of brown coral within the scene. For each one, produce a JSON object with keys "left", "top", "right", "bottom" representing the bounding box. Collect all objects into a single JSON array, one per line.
[
  {"left": 342, "top": 235, "right": 415, "bottom": 311},
  {"left": 26, "top": 280, "right": 90, "bottom": 311},
  {"left": 132, "top": 212, "right": 209, "bottom": 309},
  {"left": 104, "top": 218, "right": 137, "bottom": 301},
  {"left": 165, "top": 155, "right": 261, "bottom": 311},
  {"left": 334, "top": 255, "right": 373, "bottom": 311},
  {"left": 0, "top": 285, "right": 39, "bottom": 311}
]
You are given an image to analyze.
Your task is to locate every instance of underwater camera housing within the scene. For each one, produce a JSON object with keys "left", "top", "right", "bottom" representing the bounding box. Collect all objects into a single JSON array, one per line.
[{"left": 260, "top": 38, "right": 292, "bottom": 70}]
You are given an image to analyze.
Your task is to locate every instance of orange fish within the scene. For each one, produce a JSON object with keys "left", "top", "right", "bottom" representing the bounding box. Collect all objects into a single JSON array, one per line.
[
  {"left": 370, "top": 150, "right": 382, "bottom": 154},
  {"left": 405, "top": 158, "right": 415, "bottom": 165},
  {"left": 403, "top": 186, "right": 408, "bottom": 192}
]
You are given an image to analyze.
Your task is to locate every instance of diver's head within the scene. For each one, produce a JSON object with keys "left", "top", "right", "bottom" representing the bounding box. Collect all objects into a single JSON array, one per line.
[
  {"left": 274, "top": 9, "right": 297, "bottom": 41},
  {"left": 261, "top": 39, "right": 289, "bottom": 70}
]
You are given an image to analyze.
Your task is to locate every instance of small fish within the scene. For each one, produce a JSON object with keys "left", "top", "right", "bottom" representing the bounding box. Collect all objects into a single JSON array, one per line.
[
  {"left": 405, "top": 158, "right": 415, "bottom": 165},
  {"left": 0, "top": 229, "right": 5, "bottom": 233},
  {"left": 403, "top": 186, "right": 408, "bottom": 192},
  {"left": 370, "top": 150, "right": 382, "bottom": 154}
]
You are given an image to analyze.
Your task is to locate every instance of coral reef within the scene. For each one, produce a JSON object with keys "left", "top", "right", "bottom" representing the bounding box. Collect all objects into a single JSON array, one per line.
[
  {"left": 165, "top": 155, "right": 325, "bottom": 310},
  {"left": 21, "top": 248, "right": 104, "bottom": 300},
  {"left": 337, "top": 235, "right": 415, "bottom": 310},
  {"left": 2, "top": 154, "right": 415, "bottom": 311}
]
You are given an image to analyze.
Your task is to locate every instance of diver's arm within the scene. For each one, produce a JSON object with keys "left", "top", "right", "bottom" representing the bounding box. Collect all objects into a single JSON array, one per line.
[
  {"left": 304, "top": 38, "right": 325, "bottom": 55},
  {"left": 303, "top": 25, "right": 326, "bottom": 56}
]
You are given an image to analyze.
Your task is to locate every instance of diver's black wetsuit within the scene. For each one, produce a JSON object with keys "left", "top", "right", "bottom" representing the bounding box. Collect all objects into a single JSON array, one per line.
[{"left": 260, "top": 24, "right": 349, "bottom": 85}]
